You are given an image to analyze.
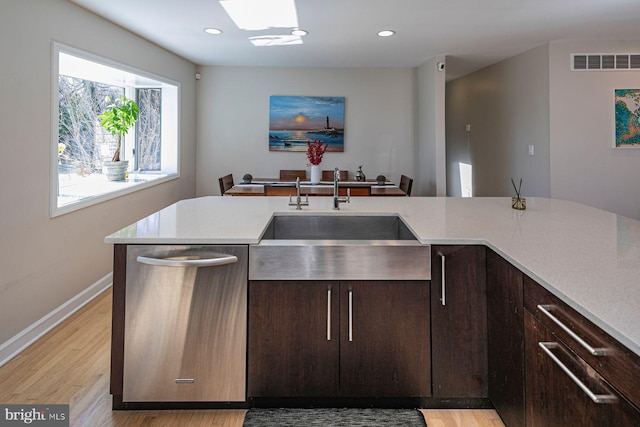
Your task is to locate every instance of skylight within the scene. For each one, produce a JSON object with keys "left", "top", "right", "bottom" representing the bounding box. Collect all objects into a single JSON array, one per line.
[
  {"left": 220, "top": 0, "right": 298, "bottom": 31},
  {"left": 249, "top": 35, "right": 302, "bottom": 47}
]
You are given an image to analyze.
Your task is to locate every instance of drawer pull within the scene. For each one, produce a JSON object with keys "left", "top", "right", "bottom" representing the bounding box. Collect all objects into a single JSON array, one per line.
[
  {"left": 538, "top": 342, "right": 616, "bottom": 403},
  {"left": 537, "top": 304, "right": 607, "bottom": 356},
  {"left": 327, "top": 287, "right": 332, "bottom": 341},
  {"left": 348, "top": 289, "right": 353, "bottom": 342},
  {"left": 438, "top": 253, "right": 446, "bottom": 306}
]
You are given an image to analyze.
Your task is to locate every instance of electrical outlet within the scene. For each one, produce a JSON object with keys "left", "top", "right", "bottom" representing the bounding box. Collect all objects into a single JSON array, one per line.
[
  {"left": 465, "top": 124, "right": 471, "bottom": 132},
  {"left": 528, "top": 145, "right": 534, "bottom": 156}
]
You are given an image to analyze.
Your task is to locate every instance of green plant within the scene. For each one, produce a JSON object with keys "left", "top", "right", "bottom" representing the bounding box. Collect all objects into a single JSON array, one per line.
[
  {"left": 376, "top": 175, "right": 386, "bottom": 182},
  {"left": 98, "top": 95, "right": 139, "bottom": 162},
  {"left": 243, "top": 173, "right": 253, "bottom": 181}
]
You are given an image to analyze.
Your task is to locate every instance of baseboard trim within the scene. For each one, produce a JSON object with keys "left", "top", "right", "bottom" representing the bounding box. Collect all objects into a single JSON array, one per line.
[{"left": 0, "top": 273, "right": 113, "bottom": 367}]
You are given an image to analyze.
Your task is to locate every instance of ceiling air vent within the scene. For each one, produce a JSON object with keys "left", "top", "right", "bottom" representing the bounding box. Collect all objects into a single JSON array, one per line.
[{"left": 571, "top": 53, "right": 640, "bottom": 71}]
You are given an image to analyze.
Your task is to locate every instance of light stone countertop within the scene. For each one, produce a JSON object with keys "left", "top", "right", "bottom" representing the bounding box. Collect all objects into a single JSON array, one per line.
[{"left": 105, "top": 196, "right": 640, "bottom": 357}]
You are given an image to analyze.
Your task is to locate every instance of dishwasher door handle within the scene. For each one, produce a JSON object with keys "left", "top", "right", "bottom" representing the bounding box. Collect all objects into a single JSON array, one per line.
[{"left": 136, "top": 254, "right": 238, "bottom": 267}]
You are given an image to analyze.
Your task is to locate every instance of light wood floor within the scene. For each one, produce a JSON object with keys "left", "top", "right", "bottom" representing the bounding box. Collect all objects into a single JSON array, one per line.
[{"left": 0, "top": 288, "right": 504, "bottom": 427}]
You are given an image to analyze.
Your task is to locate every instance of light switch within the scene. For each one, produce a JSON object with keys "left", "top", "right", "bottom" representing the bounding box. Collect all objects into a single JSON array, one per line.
[
  {"left": 528, "top": 145, "right": 534, "bottom": 156},
  {"left": 465, "top": 124, "right": 471, "bottom": 132}
]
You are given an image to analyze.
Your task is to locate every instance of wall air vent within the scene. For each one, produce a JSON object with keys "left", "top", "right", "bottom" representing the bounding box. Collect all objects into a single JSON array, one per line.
[{"left": 572, "top": 54, "right": 640, "bottom": 71}]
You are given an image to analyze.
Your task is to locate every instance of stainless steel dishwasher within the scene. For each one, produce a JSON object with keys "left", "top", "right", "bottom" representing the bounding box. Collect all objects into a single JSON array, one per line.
[{"left": 123, "top": 245, "right": 247, "bottom": 402}]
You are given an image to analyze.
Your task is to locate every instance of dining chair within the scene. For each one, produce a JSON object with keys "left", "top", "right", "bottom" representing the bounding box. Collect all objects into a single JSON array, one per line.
[
  {"left": 322, "top": 170, "right": 348, "bottom": 181},
  {"left": 279, "top": 170, "right": 306, "bottom": 181},
  {"left": 399, "top": 175, "right": 413, "bottom": 196},
  {"left": 218, "top": 173, "right": 234, "bottom": 195}
]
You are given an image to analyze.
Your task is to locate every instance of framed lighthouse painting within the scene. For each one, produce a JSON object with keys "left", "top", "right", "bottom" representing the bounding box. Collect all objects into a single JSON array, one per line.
[{"left": 268, "top": 96, "right": 345, "bottom": 152}]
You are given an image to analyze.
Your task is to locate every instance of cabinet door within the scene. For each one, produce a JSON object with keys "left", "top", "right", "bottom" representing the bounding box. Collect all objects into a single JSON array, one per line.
[
  {"left": 339, "top": 281, "right": 431, "bottom": 397},
  {"left": 248, "top": 280, "right": 339, "bottom": 397},
  {"left": 431, "top": 245, "right": 488, "bottom": 398},
  {"left": 525, "top": 311, "right": 640, "bottom": 426},
  {"left": 487, "top": 249, "right": 525, "bottom": 427}
]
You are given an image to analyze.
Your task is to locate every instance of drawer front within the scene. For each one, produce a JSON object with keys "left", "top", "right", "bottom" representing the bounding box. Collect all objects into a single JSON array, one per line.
[
  {"left": 525, "top": 311, "right": 640, "bottom": 426},
  {"left": 524, "top": 276, "right": 640, "bottom": 410}
]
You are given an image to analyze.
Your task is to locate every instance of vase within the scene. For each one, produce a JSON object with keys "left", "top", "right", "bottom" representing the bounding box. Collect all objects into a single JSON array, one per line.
[
  {"left": 310, "top": 165, "right": 320, "bottom": 184},
  {"left": 511, "top": 196, "right": 526, "bottom": 210},
  {"left": 103, "top": 160, "right": 129, "bottom": 182}
]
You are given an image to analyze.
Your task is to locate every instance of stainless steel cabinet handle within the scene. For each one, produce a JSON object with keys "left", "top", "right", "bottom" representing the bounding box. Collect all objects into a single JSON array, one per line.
[
  {"left": 348, "top": 289, "right": 353, "bottom": 342},
  {"left": 136, "top": 254, "right": 238, "bottom": 267},
  {"left": 439, "top": 252, "right": 446, "bottom": 306},
  {"left": 537, "top": 305, "right": 606, "bottom": 356},
  {"left": 327, "top": 288, "right": 332, "bottom": 341},
  {"left": 538, "top": 342, "right": 617, "bottom": 403}
]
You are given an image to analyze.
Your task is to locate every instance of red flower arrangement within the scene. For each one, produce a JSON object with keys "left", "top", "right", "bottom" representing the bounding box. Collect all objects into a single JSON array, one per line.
[{"left": 306, "top": 139, "right": 328, "bottom": 165}]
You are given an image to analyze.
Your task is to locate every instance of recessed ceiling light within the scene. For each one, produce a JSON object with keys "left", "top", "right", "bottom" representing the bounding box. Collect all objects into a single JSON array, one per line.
[
  {"left": 291, "top": 29, "right": 308, "bottom": 36},
  {"left": 204, "top": 28, "right": 223, "bottom": 35},
  {"left": 377, "top": 30, "right": 395, "bottom": 37}
]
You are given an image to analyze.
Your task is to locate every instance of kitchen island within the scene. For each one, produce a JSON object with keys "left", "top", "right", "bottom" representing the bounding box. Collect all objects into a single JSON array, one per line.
[
  {"left": 105, "top": 195, "right": 640, "bottom": 356},
  {"left": 105, "top": 196, "right": 640, "bottom": 423}
]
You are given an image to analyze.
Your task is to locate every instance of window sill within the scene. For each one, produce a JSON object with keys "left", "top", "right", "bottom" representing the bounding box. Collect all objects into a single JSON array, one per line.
[{"left": 52, "top": 171, "right": 178, "bottom": 217}]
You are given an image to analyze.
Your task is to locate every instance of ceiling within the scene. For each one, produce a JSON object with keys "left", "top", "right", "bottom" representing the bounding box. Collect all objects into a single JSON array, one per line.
[{"left": 70, "top": 0, "right": 640, "bottom": 80}]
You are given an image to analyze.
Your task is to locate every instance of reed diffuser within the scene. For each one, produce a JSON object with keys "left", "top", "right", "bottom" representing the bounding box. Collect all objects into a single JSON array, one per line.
[{"left": 511, "top": 178, "right": 526, "bottom": 210}]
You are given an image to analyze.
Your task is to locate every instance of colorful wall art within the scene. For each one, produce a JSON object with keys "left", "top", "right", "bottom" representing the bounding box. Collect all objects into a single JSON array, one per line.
[
  {"left": 269, "top": 96, "right": 345, "bottom": 152},
  {"left": 615, "top": 89, "right": 640, "bottom": 147}
]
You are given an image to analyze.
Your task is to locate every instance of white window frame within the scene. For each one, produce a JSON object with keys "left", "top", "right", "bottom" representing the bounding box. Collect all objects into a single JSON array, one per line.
[{"left": 50, "top": 42, "right": 180, "bottom": 217}]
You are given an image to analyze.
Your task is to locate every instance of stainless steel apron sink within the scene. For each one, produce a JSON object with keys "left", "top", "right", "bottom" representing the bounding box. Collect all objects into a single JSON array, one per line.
[{"left": 249, "top": 215, "right": 431, "bottom": 281}]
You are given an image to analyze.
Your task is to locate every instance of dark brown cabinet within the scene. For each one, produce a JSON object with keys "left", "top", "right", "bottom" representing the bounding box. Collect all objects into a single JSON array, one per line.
[
  {"left": 248, "top": 280, "right": 339, "bottom": 397},
  {"left": 339, "top": 281, "right": 431, "bottom": 397},
  {"left": 248, "top": 280, "right": 431, "bottom": 399},
  {"left": 486, "top": 249, "right": 525, "bottom": 426},
  {"left": 430, "top": 245, "right": 488, "bottom": 399},
  {"left": 524, "top": 279, "right": 640, "bottom": 426},
  {"left": 525, "top": 310, "right": 640, "bottom": 426}
]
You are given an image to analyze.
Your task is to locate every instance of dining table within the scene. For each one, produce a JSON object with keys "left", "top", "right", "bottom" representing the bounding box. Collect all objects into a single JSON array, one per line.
[{"left": 224, "top": 178, "right": 407, "bottom": 197}]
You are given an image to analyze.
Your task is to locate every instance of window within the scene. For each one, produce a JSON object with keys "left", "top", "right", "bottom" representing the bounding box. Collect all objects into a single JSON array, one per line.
[
  {"left": 459, "top": 162, "right": 473, "bottom": 197},
  {"left": 136, "top": 88, "right": 162, "bottom": 171},
  {"left": 51, "top": 43, "right": 179, "bottom": 217}
]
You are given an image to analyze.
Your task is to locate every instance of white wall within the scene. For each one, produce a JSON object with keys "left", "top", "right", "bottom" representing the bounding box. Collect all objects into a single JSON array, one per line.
[
  {"left": 549, "top": 41, "right": 640, "bottom": 219},
  {"left": 446, "top": 40, "right": 640, "bottom": 219},
  {"left": 0, "top": 0, "right": 197, "bottom": 348},
  {"left": 195, "top": 66, "right": 418, "bottom": 195},
  {"left": 445, "top": 45, "right": 551, "bottom": 198},
  {"left": 417, "top": 57, "right": 446, "bottom": 196}
]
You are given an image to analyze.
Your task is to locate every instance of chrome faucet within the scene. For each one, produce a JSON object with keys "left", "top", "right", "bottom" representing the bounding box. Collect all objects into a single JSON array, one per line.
[
  {"left": 333, "top": 167, "right": 350, "bottom": 210},
  {"left": 289, "top": 177, "right": 309, "bottom": 210}
]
